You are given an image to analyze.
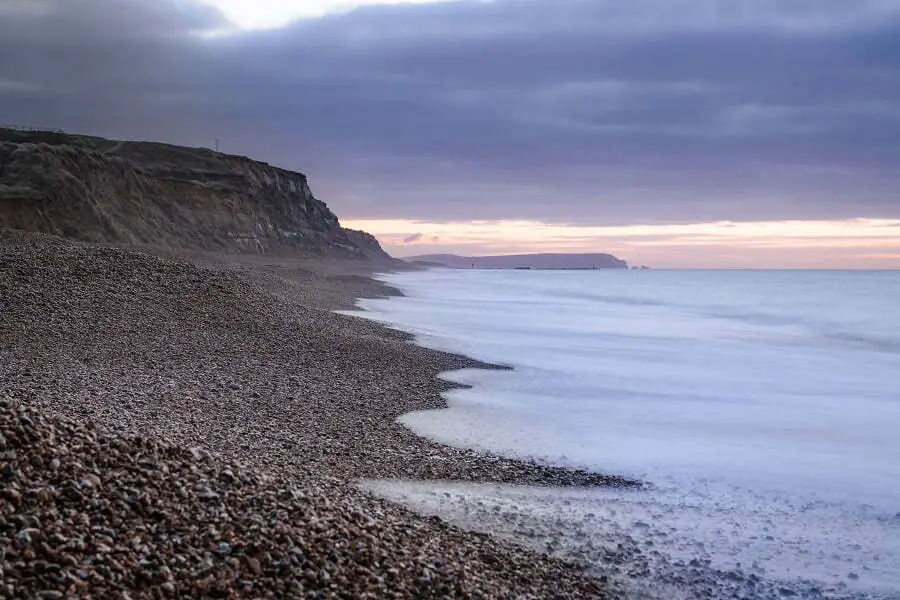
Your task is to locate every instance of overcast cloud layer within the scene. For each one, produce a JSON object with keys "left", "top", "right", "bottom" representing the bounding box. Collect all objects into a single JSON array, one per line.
[{"left": 1, "top": 0, "right": 899, "bottom": 225}]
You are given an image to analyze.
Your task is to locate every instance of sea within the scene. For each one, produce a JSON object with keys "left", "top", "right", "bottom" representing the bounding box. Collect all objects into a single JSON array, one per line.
[{"left": 345, "top": 268, "right": 900, "bottom": 600}]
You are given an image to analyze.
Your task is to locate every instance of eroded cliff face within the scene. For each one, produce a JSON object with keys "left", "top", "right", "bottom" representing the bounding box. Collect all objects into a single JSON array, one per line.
[{"left": 0, "top": 130, "right": 389, "bottom": 260}]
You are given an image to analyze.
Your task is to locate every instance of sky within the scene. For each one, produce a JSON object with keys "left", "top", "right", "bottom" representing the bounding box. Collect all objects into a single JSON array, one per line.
[{"left": 1, "top": 0, "right": 898, "bottom": 267}]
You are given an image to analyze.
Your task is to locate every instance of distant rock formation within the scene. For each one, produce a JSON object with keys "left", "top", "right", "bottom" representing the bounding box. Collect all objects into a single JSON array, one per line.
[
  {"left": 405, "top": 253, "right": 629, "bottom": 270},
  {"left": 0, "top": 128, "right": 390, "bottom": 260}
]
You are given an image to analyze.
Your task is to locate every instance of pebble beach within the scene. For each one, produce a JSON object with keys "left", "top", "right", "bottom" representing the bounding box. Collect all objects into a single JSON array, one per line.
[{"left": 0, "top": 231, "right": 632, "bottom": 598}]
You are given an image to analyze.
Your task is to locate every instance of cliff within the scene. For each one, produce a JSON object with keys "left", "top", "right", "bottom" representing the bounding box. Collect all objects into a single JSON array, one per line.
[
  {"left": 405, "top": 253, "right": 629, "bottom": 269},
  {"left": 0, "top": 128, "right": 390, "bottom": 260}
]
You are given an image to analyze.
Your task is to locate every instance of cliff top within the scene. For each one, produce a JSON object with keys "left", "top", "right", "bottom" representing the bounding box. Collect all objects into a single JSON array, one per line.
[{"left": 0, "top": 127, "right": 303, "bottom": 180}]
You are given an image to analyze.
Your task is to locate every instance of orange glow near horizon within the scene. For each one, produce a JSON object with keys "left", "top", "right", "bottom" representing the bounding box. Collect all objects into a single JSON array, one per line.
[{"left": 339, "top": 218, "right": 900, "bottom": 269}]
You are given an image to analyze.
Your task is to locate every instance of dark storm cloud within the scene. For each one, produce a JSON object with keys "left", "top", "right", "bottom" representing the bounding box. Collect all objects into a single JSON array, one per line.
[{"left": 1, "top": 0, "right": 899, "bottom": 224}]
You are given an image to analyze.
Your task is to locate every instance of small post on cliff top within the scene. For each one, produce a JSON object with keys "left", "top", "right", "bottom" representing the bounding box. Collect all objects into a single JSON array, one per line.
[{"left": 214, "top": 138, "right": 221, "bottom": 152}]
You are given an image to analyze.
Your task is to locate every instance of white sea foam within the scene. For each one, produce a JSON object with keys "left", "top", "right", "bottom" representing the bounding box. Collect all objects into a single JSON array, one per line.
[{"left": 346, "top": 269, "right": 900, "bottom": 599}]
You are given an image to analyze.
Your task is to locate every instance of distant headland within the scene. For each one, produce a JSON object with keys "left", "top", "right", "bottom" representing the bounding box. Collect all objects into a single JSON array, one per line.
[{"left": 404, "top": 253, "right": 630, "bottom": 270}]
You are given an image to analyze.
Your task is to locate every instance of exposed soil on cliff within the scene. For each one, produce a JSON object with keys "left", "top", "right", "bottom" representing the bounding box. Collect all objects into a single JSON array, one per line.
[{"left": 0, "top": 128, "right": 388, "bottom": 260}]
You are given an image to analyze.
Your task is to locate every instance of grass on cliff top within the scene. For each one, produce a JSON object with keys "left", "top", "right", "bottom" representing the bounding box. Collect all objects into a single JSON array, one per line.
[{"left": 0, "top": 127, "right": 291, "bottom": 176}]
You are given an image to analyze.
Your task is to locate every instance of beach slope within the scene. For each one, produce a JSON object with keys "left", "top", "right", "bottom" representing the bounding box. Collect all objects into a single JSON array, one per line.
[{"left": 0, "top": 231, "right": 626, "bottom": 598}]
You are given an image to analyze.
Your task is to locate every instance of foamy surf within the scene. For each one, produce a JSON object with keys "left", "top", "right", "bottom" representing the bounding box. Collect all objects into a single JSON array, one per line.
[
  {"left": 360, "top": 478, "right": 897, "bottom": 600},
  {"left": 347, "top": 268, "right": 900, "bottom": 599}
]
